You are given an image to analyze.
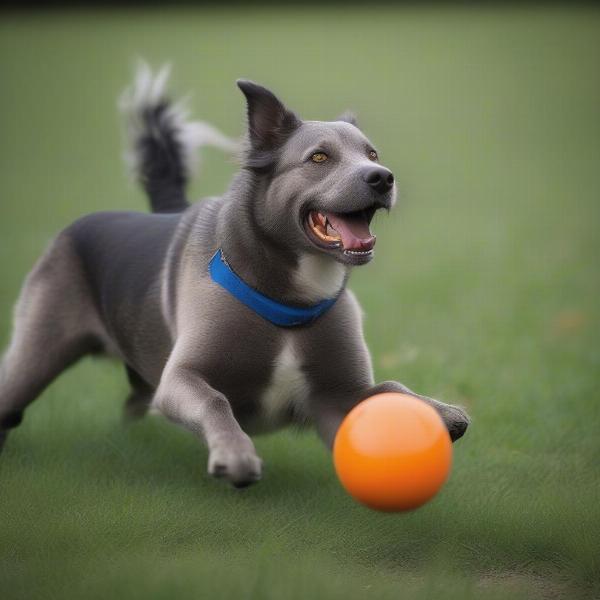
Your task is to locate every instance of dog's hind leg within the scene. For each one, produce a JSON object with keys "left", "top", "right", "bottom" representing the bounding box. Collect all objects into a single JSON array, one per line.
[
  {"left": 0, "top": 234, "right": 103, "bottom": 450},
  {"left": 123, "top": 366, "right": 153, "bottom": 421}
]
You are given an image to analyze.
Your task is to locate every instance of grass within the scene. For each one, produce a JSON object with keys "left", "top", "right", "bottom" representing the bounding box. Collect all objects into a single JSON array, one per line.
[{"left": 1, "top": 5, "right": 599, "bottom": 599}]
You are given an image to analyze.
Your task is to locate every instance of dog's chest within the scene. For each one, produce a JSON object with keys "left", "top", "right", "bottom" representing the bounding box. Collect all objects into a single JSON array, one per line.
[{"left": 259, "top": 338, "right": 311, "bottom": 425}]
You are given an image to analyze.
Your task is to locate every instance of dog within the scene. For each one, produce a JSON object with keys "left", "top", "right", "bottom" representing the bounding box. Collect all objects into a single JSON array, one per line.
[{"left": 0, "top": 64, "right": 469, "bottom": 487}]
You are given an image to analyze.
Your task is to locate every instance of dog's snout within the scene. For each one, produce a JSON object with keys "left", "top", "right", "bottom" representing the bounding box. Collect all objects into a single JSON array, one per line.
[{"left": 362, "top": 166, "right": 394, "bottom": 194}]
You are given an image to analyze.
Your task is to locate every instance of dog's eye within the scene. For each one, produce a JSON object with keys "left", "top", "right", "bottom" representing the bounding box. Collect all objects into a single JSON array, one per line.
[
  {"left": 368, "top": 150, "right": 378, "bottom": 161},
  {"left": 311, "top": 152, "right": 328, "bottom": 163}
]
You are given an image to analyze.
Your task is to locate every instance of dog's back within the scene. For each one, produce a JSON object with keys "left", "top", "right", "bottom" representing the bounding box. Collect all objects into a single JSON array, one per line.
[{"left": 66, "top": 211, "right": 180, "bottom": 364}]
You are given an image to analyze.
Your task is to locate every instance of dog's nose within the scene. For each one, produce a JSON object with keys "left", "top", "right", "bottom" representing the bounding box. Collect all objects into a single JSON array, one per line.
[{"left": 361, "top": 166, "right": 395, "bottom": 194}]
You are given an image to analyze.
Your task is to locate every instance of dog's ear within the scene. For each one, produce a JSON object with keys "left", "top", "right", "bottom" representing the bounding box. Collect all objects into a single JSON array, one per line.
[
  {"left": 336, "top": 111, "right": 359, "bottom": 128},
  {"left": 237, "top": 80, "right": 300, "bottom": 152}
]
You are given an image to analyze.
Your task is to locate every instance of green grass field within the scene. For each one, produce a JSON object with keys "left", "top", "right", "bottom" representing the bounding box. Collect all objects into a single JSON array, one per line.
[{"left": 1, "top": 6, "right": 599, "bottom": 599}]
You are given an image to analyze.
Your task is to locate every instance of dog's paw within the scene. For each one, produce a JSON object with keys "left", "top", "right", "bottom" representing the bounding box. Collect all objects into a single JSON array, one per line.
[
  {"left": 437, "top": 404, "right": 470, "bottom": 442},
  {"left": 208, "top": 437, "right": 263, "bottom": 488}
]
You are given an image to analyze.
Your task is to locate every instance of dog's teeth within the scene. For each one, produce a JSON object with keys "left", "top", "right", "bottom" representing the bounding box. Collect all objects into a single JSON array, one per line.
[{"left": 344, "top": 249, "right": 373, "bottom": 256}]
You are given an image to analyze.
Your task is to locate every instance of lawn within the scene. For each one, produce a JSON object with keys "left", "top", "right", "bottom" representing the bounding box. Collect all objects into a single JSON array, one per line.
[{"left": 1, "top": 5, "right": 599, "bottom": 599}]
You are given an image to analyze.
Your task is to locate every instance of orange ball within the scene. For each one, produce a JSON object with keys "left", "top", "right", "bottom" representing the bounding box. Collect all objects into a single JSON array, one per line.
[{"left": 333, "top": 393, "right": 452, "bottom": 512}]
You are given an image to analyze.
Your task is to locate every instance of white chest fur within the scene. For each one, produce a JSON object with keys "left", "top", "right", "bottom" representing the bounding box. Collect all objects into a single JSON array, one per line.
[
  {"left": 293, "top": 253, "right": 347, "bottom": 303},
  {"left": 260, "top": 338, "right": 311, "bottom": 424}
]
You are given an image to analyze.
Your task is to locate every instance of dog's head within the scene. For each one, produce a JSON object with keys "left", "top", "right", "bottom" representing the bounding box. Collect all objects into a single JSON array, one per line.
[{"left": 237, "top": 80, "right": 396, "bottom": 267}]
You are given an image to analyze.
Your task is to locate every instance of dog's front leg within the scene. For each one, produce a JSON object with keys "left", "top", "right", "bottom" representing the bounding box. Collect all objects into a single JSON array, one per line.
[
  {"left": 313, "top": 382, "right": 470, "bottom": 449},
  {"left": 153, "top": 365, "right": 262, "bottom": 488},
  {"left": 365, "top": 381, "right": 470, "bottom": 442}
]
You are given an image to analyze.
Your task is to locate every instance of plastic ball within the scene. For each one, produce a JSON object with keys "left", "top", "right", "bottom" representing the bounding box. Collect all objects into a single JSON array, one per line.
[{"left": 333, "top": 392, "right": 452, "bottom": 512}]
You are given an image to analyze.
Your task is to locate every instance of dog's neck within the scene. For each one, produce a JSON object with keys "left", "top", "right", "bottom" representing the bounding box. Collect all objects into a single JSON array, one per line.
[{"left": 217, "top": 173, "right": 348, "bottom": 307}]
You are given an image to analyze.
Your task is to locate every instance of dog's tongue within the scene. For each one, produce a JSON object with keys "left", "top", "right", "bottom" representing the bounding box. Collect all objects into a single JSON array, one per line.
[{"left": 325, "top": 212, "right": 376, "bottom": 251}]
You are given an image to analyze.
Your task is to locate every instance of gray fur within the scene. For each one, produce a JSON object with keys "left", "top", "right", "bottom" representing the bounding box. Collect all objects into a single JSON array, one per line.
[{"left": 0, "top": 66, "right": 469, "bottom": 484}]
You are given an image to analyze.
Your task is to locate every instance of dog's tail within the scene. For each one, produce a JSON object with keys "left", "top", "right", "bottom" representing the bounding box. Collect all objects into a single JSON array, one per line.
[{"left": 119, "top": 62, "right": 237, "bottom": 214}]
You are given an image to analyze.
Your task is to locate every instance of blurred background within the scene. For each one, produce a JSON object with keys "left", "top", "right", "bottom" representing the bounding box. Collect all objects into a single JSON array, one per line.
[{"left": 1, "top": 4, "right": 599, "bottom": 600}]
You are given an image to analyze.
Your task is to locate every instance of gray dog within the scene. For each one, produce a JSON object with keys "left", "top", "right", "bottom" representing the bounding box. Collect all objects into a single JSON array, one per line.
[{"left": 0, "top": 64, "right": 469, "bottom": 487}]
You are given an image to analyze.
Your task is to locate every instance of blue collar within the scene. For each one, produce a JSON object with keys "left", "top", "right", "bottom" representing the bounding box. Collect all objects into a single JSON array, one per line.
[{"left": 209, "top": 249, "right": 339, "bottom": 327}]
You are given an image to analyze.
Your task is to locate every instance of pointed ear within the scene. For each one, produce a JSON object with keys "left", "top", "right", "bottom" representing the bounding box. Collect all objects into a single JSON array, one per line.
[
  {"left": 336, "top": 111, "right": 359, "bottom": 128},
  {"left": 237, "top": 79, "right": 300, "bottom": 151}
]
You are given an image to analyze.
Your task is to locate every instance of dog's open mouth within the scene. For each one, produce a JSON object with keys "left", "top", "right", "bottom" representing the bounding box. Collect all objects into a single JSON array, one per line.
[{"left": 305, "top": 208, "right": 377, "bottom": 260}]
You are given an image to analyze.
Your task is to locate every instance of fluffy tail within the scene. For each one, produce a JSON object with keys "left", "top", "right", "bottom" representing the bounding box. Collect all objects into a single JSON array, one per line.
[{"left": 119, "top": 62, "right": 237, "bottom": 213}]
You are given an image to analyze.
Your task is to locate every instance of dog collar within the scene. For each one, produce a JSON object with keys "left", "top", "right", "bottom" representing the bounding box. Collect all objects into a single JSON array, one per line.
[{"left": 209, "top": 249, "right": 338, "bottom": 327}]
